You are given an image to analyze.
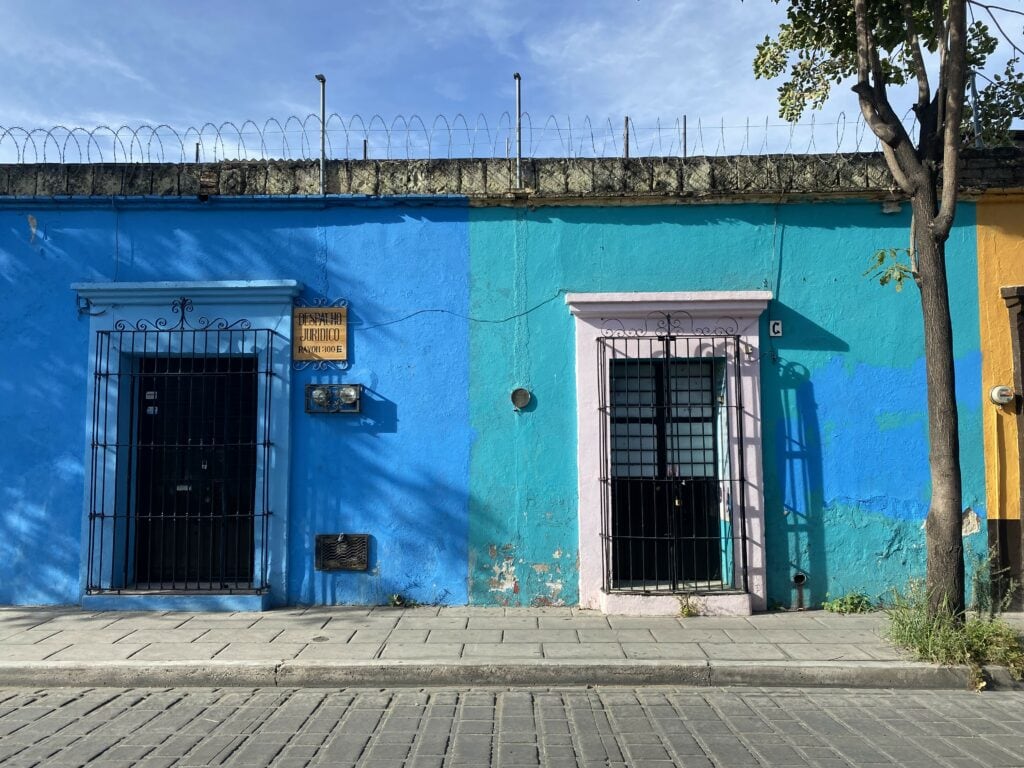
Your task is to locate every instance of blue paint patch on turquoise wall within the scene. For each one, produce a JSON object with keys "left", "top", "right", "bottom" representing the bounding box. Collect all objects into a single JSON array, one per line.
[
  {"left": 0, "top": 200, "right": 472, "bottom": 607},
  {"left": 760, "top": 201, "right": 984, "bottom": 607}
]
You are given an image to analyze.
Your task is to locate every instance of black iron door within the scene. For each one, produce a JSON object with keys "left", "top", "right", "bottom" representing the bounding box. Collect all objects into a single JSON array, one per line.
[
  {"left": 608, "top": 355, "right": 722, "bottom": 590},
  {"left": 132, "top": 356, "right": 257, "bottom": 588}
]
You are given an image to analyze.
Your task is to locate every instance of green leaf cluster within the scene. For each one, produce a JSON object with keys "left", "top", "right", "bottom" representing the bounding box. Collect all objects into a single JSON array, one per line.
[
  {"left": 865, "top": 247, "right": 915, "bottom": 291},
  {"left": 752, "top": 0, "right": 1024, "bottom": 145},
  {"left": 964, "top": 55, "right": 1024, "bottom": 147}
]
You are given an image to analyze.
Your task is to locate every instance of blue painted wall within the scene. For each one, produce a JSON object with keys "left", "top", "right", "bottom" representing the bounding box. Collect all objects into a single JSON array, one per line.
[
  {"left": 0, "top": 199, "right": 473, "bottom": 607},
  {"left": 0, "top": 196, "right": 986, "bottom": 608}
]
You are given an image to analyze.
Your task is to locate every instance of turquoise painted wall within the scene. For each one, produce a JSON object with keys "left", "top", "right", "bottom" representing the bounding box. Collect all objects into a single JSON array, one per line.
[{"left": 467, "top": 202, "right": 985, "bottom": 607}]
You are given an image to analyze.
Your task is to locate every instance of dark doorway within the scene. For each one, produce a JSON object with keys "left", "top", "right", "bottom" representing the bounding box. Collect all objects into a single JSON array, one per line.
[
  {"left": 607, "top": 356, "right": 725, "bottom": 591},
  {"left": 132, "top": 355, "right": 257, "bottom": 588}
]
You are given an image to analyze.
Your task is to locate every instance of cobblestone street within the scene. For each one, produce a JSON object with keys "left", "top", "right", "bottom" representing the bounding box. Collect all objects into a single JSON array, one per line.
[{"left": 0, "top": 686, "right": 1022, "bottom": 768}]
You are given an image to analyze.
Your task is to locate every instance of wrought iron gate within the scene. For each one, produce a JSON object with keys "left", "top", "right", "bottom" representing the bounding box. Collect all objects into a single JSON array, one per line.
[
  {"left": 597, "top": 318, "right": 749, "bottom": 594},
  {"left": 86, "top": 298, "right": 277, "bottom": 594}
]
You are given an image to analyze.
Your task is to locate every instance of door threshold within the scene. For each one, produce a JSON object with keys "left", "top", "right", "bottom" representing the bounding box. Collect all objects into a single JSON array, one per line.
[{"left": 82, "top": 591, "right": 271, "bottom": 612}]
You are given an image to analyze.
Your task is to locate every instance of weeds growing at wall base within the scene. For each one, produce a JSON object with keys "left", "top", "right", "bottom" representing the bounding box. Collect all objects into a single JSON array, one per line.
[
  {"left": 886, "top": 581, "right": 1024, "bottom": 689},
  {"left": 822, "top": 591, "right": 874, "bottom": 614}
]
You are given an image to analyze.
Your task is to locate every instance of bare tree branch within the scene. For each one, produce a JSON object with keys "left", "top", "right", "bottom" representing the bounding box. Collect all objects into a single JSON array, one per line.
[
  {"left": 882, "top": 141, "right": 916, "bottom": 192},
  {"left": 936, "top": 0, "right": 968, "bottom": 236},
  {"left": 967, "top": 1, "right": 1024, "bottom": 19},
  {"left": 903, "top": 0, "right": 932, "bottom": 112},
  {"left": 853, "top": 0, "right": 899, "bottom": 143},
  {"left": 975, "top": 3, "right": 1024, "bottom": 58}
]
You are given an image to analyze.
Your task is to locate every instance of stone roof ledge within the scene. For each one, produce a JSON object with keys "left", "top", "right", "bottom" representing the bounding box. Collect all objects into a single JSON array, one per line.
[{"left": 0, "top": 150, "right": 1021, "bottom": 203}]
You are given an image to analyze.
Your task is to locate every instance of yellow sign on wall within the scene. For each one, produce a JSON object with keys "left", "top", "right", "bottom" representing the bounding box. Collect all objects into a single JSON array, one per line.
[{"left": 293, "top": 307, "right": 348, "bottom": 361}]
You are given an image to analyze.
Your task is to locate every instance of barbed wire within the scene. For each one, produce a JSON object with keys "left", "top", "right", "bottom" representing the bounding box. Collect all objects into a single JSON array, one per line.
[{"left": 0, "top": 111, "right": 912, "bottom": 164}]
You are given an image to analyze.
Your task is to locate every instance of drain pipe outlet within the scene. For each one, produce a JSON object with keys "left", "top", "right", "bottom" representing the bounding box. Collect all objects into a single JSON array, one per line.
[{"left": 793, "top": 572, "right": 807, "bottom": 611}]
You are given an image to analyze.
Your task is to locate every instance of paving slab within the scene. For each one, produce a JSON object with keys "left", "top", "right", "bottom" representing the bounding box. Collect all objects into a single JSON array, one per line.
[
  {"left": 462, "top": 643, "right": 543, "bottom": 659},
  {"left": 294, "top": 643, "right": 382, "bottom": 661},
  {"left": 114, "top": 628, "right": 210, "bottom": 644},
  {"left": 427, "top": 629, "right": 502, "bottom": 644},
  {"left": 542, "top": 642, "right": 625, "bottom": 660},
  {"left": 214, "top": 642, "right": 305, "bottom": 661},
  {"left": 47, "top": 643, "right": 149, "bottom": 662},
  {"left": 379, "top": 643, "right": 464, "bottom": 660},
  {"left": 621, "top": 643, "right": 706, "bottom": 660},
  {"left": 271, "top": 629, "right": 352, "bottom": 644},
  {"left": 0, "top": 643, "right": 71, "bottom": 661},
  {"left": 128, "top": 642, "right": 228, "bottom": 661}
]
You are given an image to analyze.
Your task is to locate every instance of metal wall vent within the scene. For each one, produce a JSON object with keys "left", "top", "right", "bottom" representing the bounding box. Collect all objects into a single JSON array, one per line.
[{"left": 315, "top": 533, "right": 370, "bottom": 571}]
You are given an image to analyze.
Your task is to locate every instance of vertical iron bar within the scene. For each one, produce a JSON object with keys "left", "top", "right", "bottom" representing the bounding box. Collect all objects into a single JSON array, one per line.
[
  {"left": 597, "top": 338, "right": 608, "bottom": 592},
  {"left": 119, "top": 332, "right": 134, "bottom": 591},
  {"left": 734, "top": 336, "right": 749, "bottom": 593},
  {"left": 261, "top": 332, "right": 274, "bottom": 591},
  {"left": 660, "top": 333, "right": 673, "bottom": 591},
  {"left": 90, "top": 332, "right": 108, "bottom": 591},
  {"left": 202, "top": 329, "right": 213, "bottom": 589},
  {"left": 226, "top": 341, "right": 234, "bottom": 588},
  {"left": 623, "top": 116, "right": 630, "bottom": 159}
]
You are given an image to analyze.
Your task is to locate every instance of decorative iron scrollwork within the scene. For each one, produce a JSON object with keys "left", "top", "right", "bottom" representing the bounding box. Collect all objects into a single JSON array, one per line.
[
  {"left": 294, "top": 296, "right": 349, "bottom": 309},
  {"left": 114, "top": 296, "right": 253, "bottom": 332},
  {"left": 600, "top": 311, "right": 742, "bottom": 338}
]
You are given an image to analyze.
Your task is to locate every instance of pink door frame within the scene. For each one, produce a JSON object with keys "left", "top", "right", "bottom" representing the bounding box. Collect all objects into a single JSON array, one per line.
[{"left": 566, "top": 291, "right": 771, "bottom": 615}]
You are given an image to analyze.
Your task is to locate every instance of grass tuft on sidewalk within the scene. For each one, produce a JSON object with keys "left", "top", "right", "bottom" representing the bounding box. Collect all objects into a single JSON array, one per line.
[{"left": 886, "top": 582, "right": 1024, "bottom": 689}]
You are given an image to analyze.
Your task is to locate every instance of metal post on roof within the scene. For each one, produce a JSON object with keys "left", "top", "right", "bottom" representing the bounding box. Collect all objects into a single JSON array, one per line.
[
  {"left": 514, "top": 72, "right": 522, "bottom": 189},
  {"left": 315, "top": 74, "right": 326, "bottom": 195},
  {"left": 970, "top": 71, "right": 983, "bottom": 149}
]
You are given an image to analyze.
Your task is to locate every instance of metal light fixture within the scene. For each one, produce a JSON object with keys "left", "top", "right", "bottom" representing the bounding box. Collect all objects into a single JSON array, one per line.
[
  {"left": 305, "top": 383, "right": 363, "bottom": 413},
  {"left": 990, "top": 385, "right": 1016, "bottom": 406}
]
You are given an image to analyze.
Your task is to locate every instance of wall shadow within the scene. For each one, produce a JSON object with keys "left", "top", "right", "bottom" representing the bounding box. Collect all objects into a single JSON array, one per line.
[{"left": 763, "top": 358, "right": 828, "bottom": 609}]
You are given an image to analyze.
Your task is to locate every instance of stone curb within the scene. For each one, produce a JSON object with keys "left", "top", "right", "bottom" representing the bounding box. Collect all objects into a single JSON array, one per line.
[{"left": 2, "top": 659, "right": 1012, "bottom": 690}]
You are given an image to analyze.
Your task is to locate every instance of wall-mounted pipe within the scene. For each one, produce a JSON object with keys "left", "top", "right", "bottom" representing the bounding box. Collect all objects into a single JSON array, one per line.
[
  {"left": 315, "top": 74, "right": 326, "bottom": 195},
  {"left": 513, "top": 72, "right": 522, "bottom": 189},
  {"left": 793, "top": 572, "right": 807, "bottom": 610}
]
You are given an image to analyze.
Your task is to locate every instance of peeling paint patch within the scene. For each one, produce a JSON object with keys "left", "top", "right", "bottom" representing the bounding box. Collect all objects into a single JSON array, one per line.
[
  {"left": 532, "top": 563, "right": 549, "bottom": 574},
  {"left": 961, "top": 507, "right": 981, "bottom": 537},
  {"left": 489, "top": 556, "right": 518, "bottom": 592},
  {"left": 545, "top": 580, "right": 564, "bottom": 601}
]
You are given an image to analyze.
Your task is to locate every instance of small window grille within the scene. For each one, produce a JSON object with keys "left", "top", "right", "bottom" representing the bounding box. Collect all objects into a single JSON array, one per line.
[{"left": 597, "top": 324, "right": 749, "bottom": 595}]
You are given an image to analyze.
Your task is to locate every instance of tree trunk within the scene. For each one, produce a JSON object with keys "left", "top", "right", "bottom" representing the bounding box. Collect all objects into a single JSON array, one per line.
[{"left": 913, "top": 195, "right": 966, "bottom": 617}]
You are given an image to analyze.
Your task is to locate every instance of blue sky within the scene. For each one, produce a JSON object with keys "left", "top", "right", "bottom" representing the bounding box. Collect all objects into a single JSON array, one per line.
[{"left": 0, "top": 1, "right": 1019, "bottom": 161}]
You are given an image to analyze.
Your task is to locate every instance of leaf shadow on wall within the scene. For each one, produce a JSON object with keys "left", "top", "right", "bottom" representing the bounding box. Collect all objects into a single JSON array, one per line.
[{"left": 762, "top": 304, "right": 848, "bottom": 609}]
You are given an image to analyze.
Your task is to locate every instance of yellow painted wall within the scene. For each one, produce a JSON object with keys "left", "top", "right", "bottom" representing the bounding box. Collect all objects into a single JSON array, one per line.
[{"left": 978, "top": 194, "right": 1024, "bottom": 521}]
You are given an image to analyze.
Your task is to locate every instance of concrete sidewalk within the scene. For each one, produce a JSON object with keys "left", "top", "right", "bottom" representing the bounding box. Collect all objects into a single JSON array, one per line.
[{"left": 1, "top": 606, "right": 1021, "bottom": 690}]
